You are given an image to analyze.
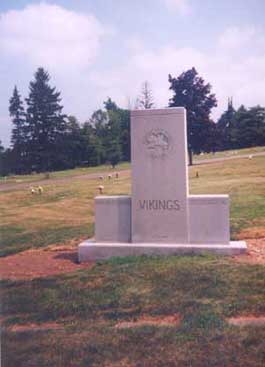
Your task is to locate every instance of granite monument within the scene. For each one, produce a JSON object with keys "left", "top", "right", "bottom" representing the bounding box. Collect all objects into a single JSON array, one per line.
[{"left": 79, "top": 108, "right": 247, "bottom": 261}]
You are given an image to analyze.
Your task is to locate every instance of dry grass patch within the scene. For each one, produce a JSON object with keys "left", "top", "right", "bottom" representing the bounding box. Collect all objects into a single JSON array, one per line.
[
  {"left": 115, "top": 313, "right": 181, "bottom": 329},
  {"left": 237, "top": 227, "right": 265, "bottom": 239},
  {"left": 7, "top": 321, "right": 63, "bottom": 333},
  {"left": 228, "top": 316, "right": 265, "bottom": 327}
]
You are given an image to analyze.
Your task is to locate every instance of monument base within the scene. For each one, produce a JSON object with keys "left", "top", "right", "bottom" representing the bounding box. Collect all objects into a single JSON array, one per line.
[{"left": 78, "top": 240, "right": 247, "bottom": 262}]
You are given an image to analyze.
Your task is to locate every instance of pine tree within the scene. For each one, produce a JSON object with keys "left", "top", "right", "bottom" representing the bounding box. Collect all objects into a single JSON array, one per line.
[
  {"left": 217, "top": 98, "right": 236, "bottom": 150},
  {"left": 25, "top": 68, "right": 66, "bottom": 172},
  {"left": 136, "top": 81, "right": 155, "bottom": 109},
  {"left": 9, "top": 86, "right": 27, "bottom": 173},
  {"left": 168, "top": 68, "right": 217, "bottom": 165}
]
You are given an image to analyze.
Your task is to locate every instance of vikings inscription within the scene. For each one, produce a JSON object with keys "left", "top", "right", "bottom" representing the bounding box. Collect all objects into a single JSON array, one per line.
[{"left": 138, "top": 199, "right": 180, "bottom": 211}]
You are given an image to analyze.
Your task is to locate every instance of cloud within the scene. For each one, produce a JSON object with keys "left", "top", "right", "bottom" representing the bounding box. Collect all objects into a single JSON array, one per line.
[
  {"left": 0, "top": 2, "right": 107, "bottom": 71},
  {"left": 90, "top": 26, "right": 265, "bottom": 118},
  {"left": 1, "top": 9, "right": 265, "bottom": 147},
  {"left": 163, "top": 0, "right": 191, "bottom": 15},
  {"left": 126, "top": 37, "right": 146, "bottom": 53},
  {"left": 218, "top": 26, "right": 264, "bottom": 52}
]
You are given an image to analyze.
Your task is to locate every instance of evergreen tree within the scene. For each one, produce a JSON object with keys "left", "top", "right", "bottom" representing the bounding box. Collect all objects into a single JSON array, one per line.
[
  {"left": 168, "top": 67, "right": 217, "bottom": 165},
  {"left": 248, "top": 106, "right": 265, "bottom": 146},
  {"left": 0, "top": 140, "right": 4, "bottom": 154},
  {"left": 0, "top": 140, "right": 6, "bottom": 176},
  {"left": 81, "top": 121, "right": 102, "bottom": 166},
  {"left": 217, "top": 98, "right": 236, "bottom": 150},
  {"left": 25, "top": 67, "right": 67, "bottom": 172},
  {"left": 9, "top": 86, "right": 27, "bottom": 173},
  {"left": 231, "top": 105, "right": 265, "bottom": 148},
  {"left": 62, "top": 116, "right": 84, "bottom": 168},
  {"left": 119, "top": 109, "right": 130, "bottom": 161},
  {"left": 218, "top": 98, "right": 235, "bottom": 130},
  {"left": 136, "top": 81, "right": 155, "bottom": 109}
]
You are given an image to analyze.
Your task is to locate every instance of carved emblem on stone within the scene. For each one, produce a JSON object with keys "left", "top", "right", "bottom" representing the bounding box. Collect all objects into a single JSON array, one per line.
[{"left": 143, "top": 129, "right": 172, "bottom": 158}]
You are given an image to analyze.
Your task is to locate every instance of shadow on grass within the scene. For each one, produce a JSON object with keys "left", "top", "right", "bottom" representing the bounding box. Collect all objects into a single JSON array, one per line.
[
  {"left": 0, "top": 223, "right": 94, "bottom": 257},
  {"left": 1, "top": 254, "right": 265, "bottom": 367},
  {"left": 54, "top": 251, "right": 79, "bottom": 264}
]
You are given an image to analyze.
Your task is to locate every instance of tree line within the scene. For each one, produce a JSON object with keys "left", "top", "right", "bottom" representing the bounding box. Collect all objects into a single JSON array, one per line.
[
  {"left": 1, "top": 68, "right": 130, "bottom": 175},
  {"left": 1, "top": 67, "right": 264, "bottom": 175}
]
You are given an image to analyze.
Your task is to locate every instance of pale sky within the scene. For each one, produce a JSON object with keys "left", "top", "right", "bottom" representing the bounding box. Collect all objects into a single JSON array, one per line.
[{"left": 1, "top": 0, "right": 265, "bottom": 146}]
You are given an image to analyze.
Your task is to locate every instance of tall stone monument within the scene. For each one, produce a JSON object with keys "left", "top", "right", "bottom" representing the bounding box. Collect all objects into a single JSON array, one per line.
[{"left": 79, "top": 108, "right": 246, "bottom": 261}]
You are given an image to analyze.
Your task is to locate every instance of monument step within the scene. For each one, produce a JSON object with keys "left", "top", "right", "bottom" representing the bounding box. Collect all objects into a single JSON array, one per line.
[{"left": 78, "top": 240, "right": 247, "bottom": 261}]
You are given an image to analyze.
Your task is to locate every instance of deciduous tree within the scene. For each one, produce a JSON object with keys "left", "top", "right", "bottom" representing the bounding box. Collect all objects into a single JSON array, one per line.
[{"left": 168, "top": 68, "right": 217, "bottom": 165}]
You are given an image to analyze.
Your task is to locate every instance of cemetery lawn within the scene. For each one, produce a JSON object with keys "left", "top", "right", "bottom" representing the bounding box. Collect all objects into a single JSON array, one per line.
[
  {"left": 1, "top": 255, "right": 265, "bottom": 366},
  {"left": 0, "top": 161, "right": 130, "bottom": 185},
  {"left": 193, "top": 145, "right": 265, "bottom": 161},
  {"left": 1, "top": 146, "right": 264, "bottom": 186},
  {"left": 1, "top": 153, "right": 265, "bottom": 366},
  {"left": 1, "top": 154, "right": 264, "bottom": 257}
]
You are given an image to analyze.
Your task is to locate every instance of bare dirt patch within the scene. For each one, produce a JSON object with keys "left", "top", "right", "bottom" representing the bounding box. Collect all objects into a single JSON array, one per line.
[
  {"left": 1, "top": 236, "right": 264, "bottom": 281},
  {"left": 232, "top": 237, "right": 265, "bottom": 264},
  {"left": 0, "top": 241, "right": 94, "bottom": 280},
  {"left": 228, "top": 316, "right": 265, "bottom": 327},
  {"left": 237, "top": 227, "right": 265, "bottom": 240},
  {"left": 115, "top": 314, "right": 181, "bottom": 329}
]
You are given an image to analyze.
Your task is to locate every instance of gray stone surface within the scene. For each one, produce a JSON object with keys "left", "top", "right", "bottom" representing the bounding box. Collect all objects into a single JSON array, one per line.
[
  {"left": 131, "top": 108, "right": 189, "bottom": 243},
  {"left": 189, "top": 195, "right": 230, "bottom": 244},
  {"left": 78, "top": 240, "right": 247, "bottom": 261},
  {"left": 78, "top": 107, "right": 247, "bottom": 261},
  {"left": 95, "top": 196, "right": 131, "bottom": 242}
]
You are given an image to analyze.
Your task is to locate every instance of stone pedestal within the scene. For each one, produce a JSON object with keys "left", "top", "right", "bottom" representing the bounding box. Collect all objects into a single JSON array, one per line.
[
  {"left": 78, "top": 107, "right": 247, "bottom": 261},
  {"left": 188, "top": 195, "right": 230, "bottom": 244},
  {"left": 95, "top": 196, "right": 131, "bottom": 242}
]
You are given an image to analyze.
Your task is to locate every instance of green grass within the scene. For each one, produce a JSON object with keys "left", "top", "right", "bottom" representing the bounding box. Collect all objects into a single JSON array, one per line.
[
  {"left": 1, "top": 153, "right": 265, "bottom": 366},
  {"left": 1, "top": 255, "right": 265, "bottom": 366},
  {"left": 193, "top": 145, "right": 265, "bottom": 161},
  {"left": 1, "top": 146, "right": 264, "bottom": 186},
  {"left": 0, "top": 161, "right": 130, "bottom": 185},
  {"left": 0, "top": 172, "right": 131, "bottom": 256},
  {"left": 0, "top": 156, "right": 264, "bottom": 257},
  {"left": 0, "top": 224, "right": 93, "bottom": 257}
]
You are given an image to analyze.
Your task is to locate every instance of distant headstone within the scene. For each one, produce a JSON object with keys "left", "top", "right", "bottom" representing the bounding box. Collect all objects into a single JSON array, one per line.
[{"left": 79, "top": 108, "right": 247, "bottom": 261}]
